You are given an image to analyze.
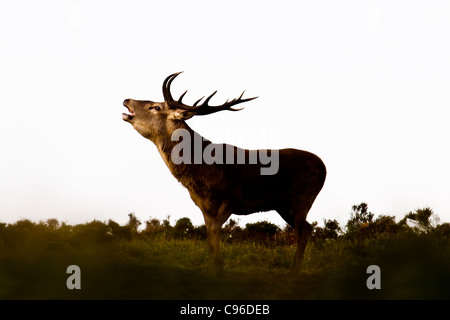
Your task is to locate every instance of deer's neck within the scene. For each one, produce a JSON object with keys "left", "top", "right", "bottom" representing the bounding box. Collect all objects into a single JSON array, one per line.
[{"left": 153, "top": 121, "right": 212, "bottom": 186}]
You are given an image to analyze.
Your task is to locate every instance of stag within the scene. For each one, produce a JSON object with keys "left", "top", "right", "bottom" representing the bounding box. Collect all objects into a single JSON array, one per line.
[{"left": 122, "top": 72, "right": 326, "bottom": 275}]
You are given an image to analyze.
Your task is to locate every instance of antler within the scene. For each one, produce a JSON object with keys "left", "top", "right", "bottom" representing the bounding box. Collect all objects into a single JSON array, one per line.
[{"left": 162, "top": 72, "right": 258, "bottom": 116}]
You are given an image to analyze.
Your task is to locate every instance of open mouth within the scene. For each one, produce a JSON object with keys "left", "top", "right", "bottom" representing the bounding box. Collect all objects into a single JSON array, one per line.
[{"left": 122, "top": 102, "right": 135, "bottom": 121}]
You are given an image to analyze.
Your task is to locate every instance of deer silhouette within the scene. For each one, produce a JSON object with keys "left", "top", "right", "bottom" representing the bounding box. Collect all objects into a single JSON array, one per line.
[{"left": 122, "top": 72, "right": 326, "bottom": 275}]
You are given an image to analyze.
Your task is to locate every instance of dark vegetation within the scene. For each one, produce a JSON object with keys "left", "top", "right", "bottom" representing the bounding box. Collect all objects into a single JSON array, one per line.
[{"left": 1, "top": 203, "right": 450, "bottom": 299}]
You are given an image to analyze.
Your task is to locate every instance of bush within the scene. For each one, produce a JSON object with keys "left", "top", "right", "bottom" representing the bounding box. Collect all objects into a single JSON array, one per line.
[
  {"left": 244, "top": 221, "right": 280, "bottom": 244},
  {"left": 173, "top": 217, "right": 195, "bottom": 239},
  {"left": 399, "top": 207, "right": 439, "bottom": 232},
  {"left": 346, "top": 203, "right": 374, "bottom": 234},
  {"left": 1, "top": 205, "right": 450, "bottom": 299},
  {"left": 68, "top": 220, "right": 111, "bottom": 247},
  {"left": 312, "top": 219, "right": 341, "bottom": 240}
]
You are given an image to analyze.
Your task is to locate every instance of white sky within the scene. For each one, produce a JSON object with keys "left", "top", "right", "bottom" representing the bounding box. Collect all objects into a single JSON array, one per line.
[{"left": 1, "top": 0, "right": 449, "bottom": 228}]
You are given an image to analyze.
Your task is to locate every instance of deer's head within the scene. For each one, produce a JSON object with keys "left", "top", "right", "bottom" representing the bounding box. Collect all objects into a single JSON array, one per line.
[{"left": 122, "top": 72, "right": 257, "bottom": 141}]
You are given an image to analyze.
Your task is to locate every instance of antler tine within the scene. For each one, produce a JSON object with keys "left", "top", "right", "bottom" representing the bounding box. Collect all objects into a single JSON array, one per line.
[
  {"left": 202, "top": 91, "right": 218, "bottom": 106},
  {"left": 190, "top": 90, "right": 258, "bottom": 115},
  {"left": 193, "top": 90, "right": 258, "bottom": 115},
  {"left": 178, "top": 90, "right": 188, "bottom": 104},
  {"left": 162, "top": 72, "right": 183, "bottom": 102},
  {"left": 193, "top": 96, "right": 205, "bottom": 107},
  {"left": 162, "top": 72, "right": 258, "bottom": 115}
]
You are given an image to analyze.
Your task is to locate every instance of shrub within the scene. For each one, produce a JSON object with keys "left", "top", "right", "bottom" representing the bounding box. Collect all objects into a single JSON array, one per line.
[
  {"left": 173, "top": 217, "right": 195, "bottom": 239},
  {"left": 244, "top": 221, "right": 280, "bottom": 244}
]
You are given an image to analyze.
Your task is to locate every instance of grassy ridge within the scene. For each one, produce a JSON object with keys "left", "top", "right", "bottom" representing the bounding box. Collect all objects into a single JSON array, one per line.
[{"left": 1, "top": 205, "right": 450, "bottom": 299}]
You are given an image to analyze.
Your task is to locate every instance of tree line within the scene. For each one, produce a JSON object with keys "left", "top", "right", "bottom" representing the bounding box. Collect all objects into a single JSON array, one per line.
[{"left": 1, "top": 203, "right": 449, "bottom": 248}]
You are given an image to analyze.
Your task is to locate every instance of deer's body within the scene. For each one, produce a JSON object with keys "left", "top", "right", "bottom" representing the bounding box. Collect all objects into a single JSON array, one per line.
[{"left": 123, "top": 72, "right": 326, "bottom": 275}]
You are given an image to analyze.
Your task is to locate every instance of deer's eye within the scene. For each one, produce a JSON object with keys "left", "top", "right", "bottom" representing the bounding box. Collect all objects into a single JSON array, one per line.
[{"left": 155, "top": 106, "right": 161, "bottom": 111}]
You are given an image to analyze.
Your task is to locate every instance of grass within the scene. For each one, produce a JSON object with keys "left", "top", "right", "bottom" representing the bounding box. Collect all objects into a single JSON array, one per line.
[{"left": 1, "top": 219, "right": 450, "bottom": 299}]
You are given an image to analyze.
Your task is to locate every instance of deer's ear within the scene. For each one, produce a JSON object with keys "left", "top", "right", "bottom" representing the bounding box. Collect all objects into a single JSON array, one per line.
[{"left": 168, "top": 109, "right": 196, "bottom": 120}]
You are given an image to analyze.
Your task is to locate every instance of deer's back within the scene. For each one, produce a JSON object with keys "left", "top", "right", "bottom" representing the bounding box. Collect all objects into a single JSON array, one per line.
[{"left": 224, "top": 148, "right": 326, "bottom": 215}]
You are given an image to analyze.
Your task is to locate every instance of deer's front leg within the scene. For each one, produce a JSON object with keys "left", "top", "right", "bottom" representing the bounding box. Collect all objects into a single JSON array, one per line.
[
  {"left": 204, "top": 216, "right": 224, "bottom": 275},
  {"left": 202, "top": 202, "right": 231, "bottom": 276}
]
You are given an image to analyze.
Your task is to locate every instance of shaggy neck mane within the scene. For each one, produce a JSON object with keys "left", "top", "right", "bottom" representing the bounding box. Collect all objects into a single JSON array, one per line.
[{"left": 154, "top": 120, "right": 218, "bottom": 195}]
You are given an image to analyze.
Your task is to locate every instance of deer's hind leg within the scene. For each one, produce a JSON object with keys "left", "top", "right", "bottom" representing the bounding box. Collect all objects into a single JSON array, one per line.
[{"left": 289, "top": 201, "right": 314, "bottom": 276}]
